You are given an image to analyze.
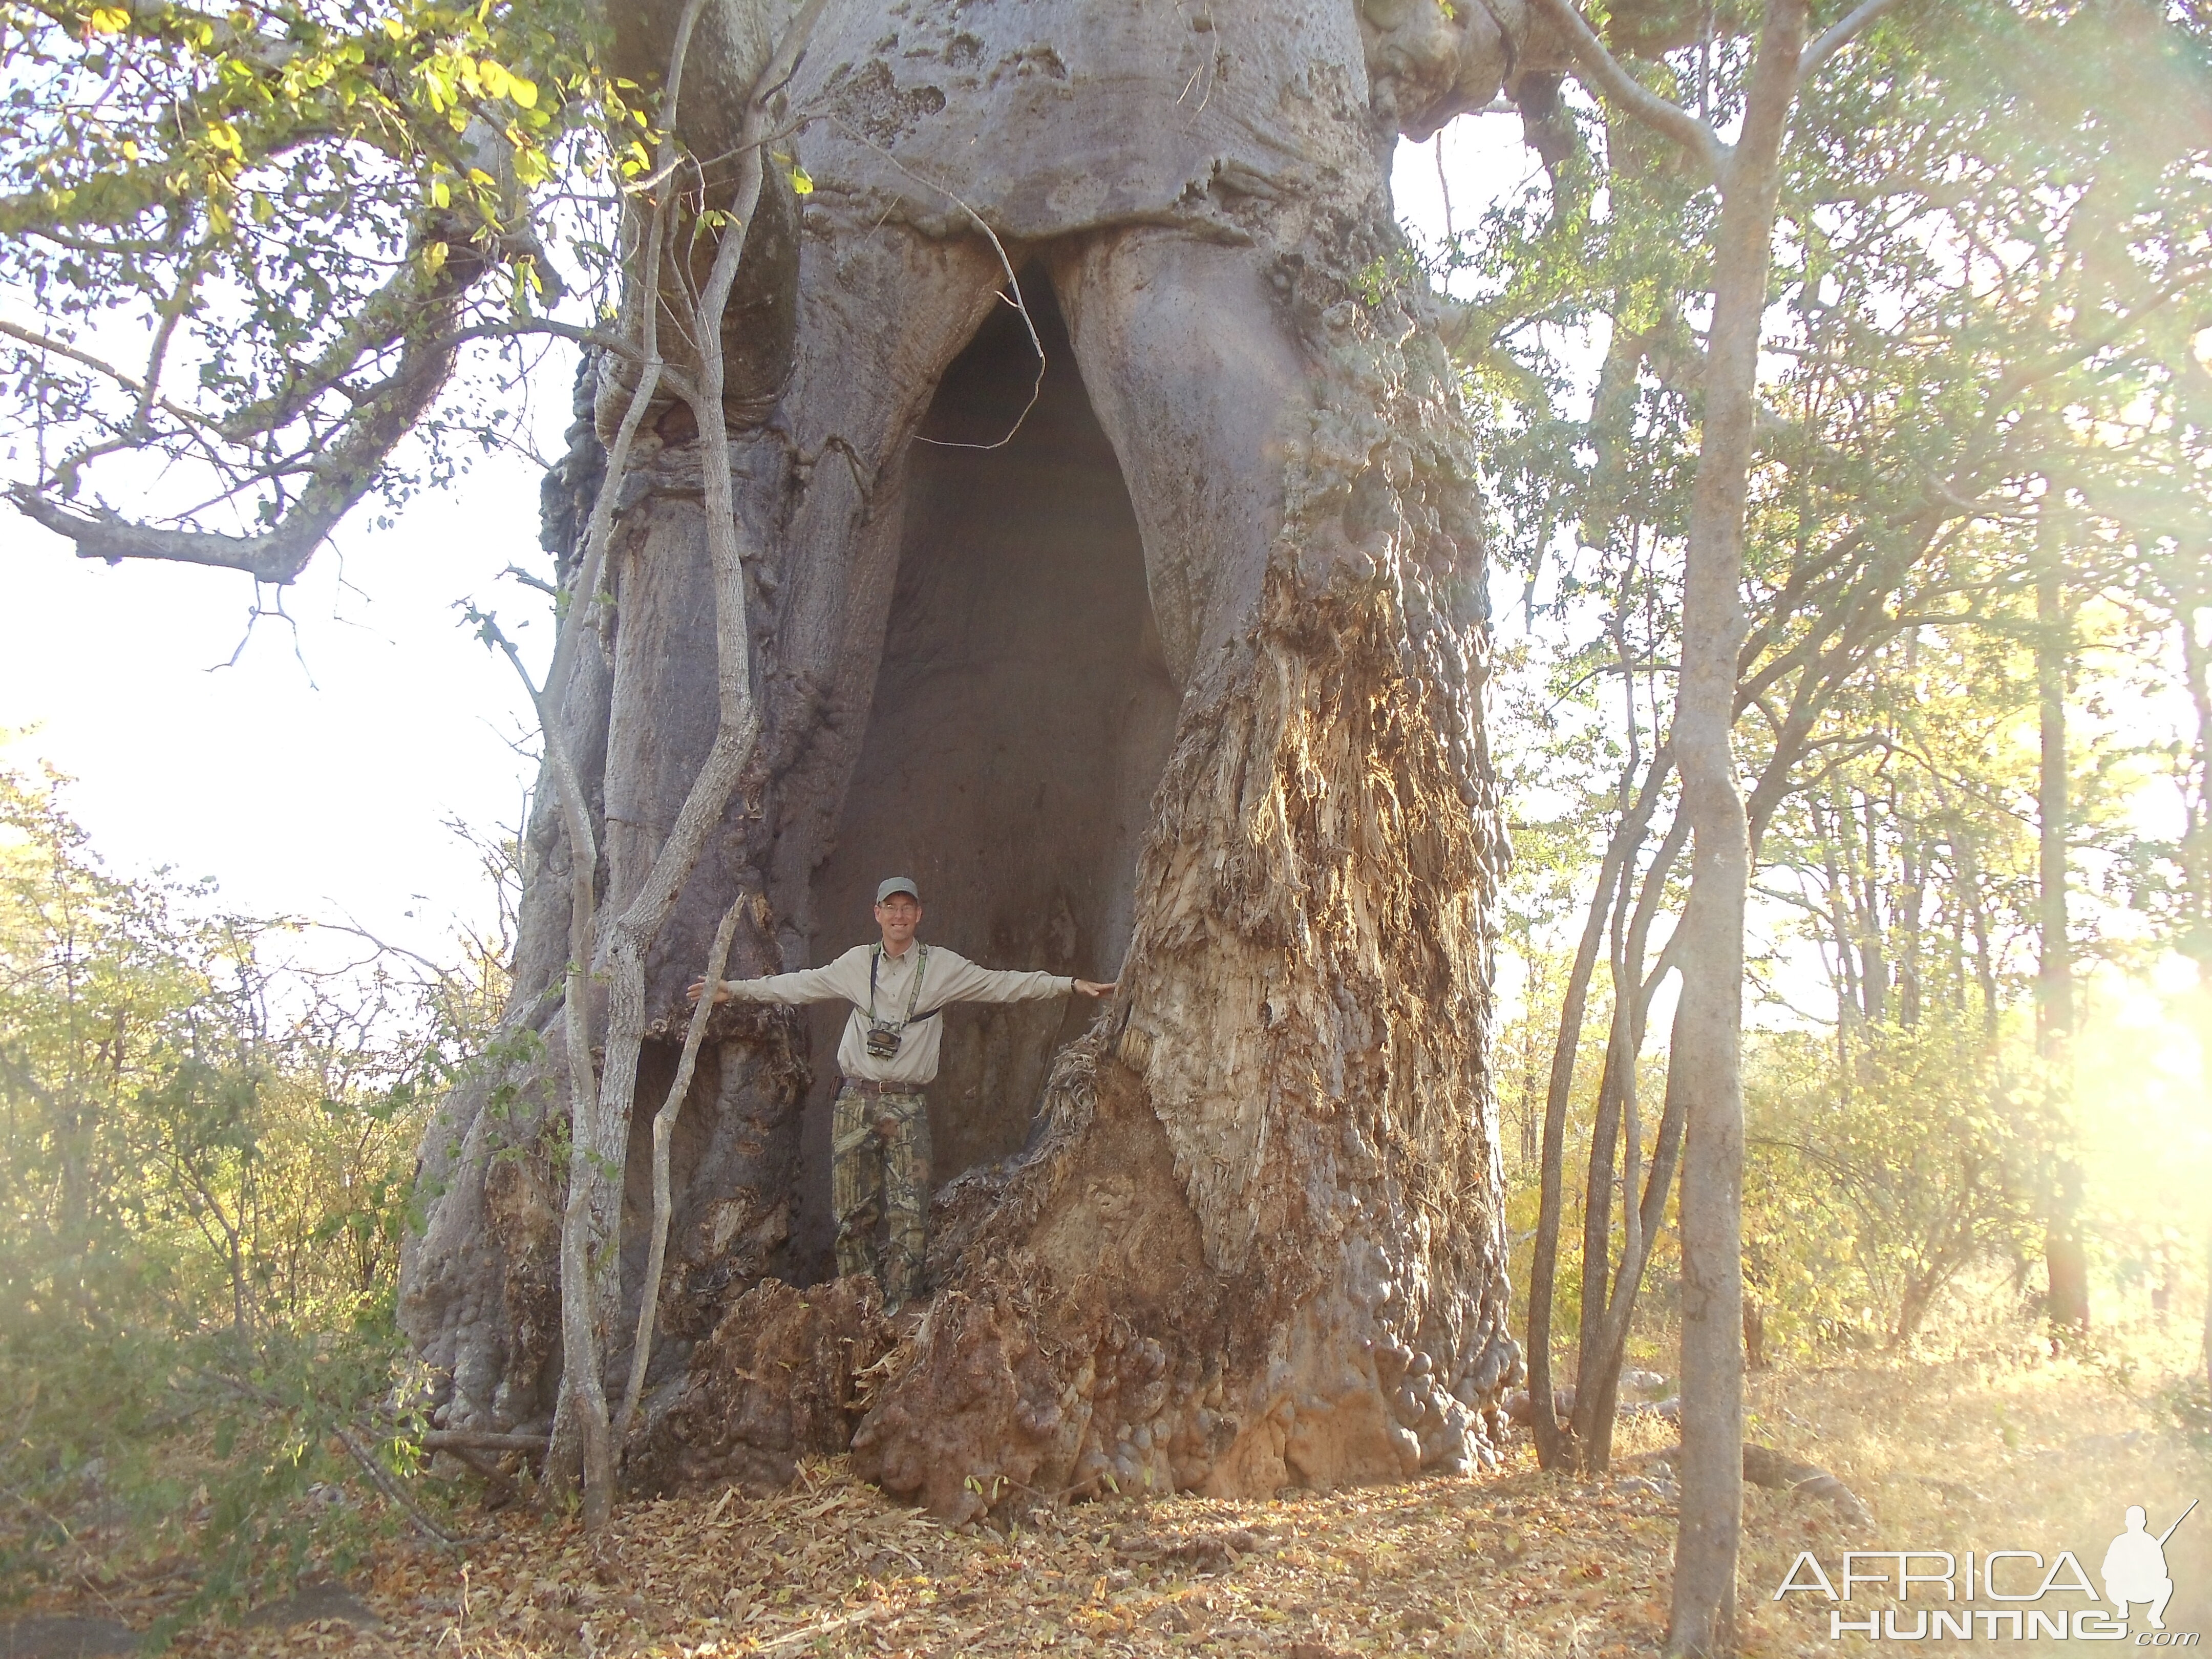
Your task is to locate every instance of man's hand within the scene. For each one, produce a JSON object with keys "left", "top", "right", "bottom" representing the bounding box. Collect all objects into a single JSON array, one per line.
[
  {"left": 686, "top": 977, "right": 731, "bottom": 1006},
  {"left": 1074, "top": 979, "right": 1116, "bottom": 998}
]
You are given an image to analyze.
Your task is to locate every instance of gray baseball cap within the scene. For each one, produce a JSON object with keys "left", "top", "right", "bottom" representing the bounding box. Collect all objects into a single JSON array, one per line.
[{"left": 876, "top": 876, "right": 921, "bottom": 904}]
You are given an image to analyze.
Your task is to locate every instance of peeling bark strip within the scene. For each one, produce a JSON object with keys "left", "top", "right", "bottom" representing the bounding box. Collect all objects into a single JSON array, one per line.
[{"left": 402, "top": 0, "right": 1544, "bottom": 1525}]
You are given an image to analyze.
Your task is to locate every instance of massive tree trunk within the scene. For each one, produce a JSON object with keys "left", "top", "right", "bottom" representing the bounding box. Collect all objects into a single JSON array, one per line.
[{"left": 402, "top": 0, "right": 1554, "bottom": 1520}]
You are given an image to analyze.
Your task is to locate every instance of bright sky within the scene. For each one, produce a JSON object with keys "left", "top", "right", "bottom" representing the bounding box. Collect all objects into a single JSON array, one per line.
[{"left": 2, "top": 421, "right": 559, "bottom": 965}]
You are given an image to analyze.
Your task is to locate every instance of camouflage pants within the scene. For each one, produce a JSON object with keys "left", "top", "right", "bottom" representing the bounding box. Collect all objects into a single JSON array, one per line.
[{"left": 831, "top": 1083, "right": 930, "bottom": 1307}]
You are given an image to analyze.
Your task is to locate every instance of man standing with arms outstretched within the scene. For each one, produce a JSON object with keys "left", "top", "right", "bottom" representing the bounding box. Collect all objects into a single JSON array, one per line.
[{"left": 691, "top": 877, "right": 1115, "bottom": 1309}]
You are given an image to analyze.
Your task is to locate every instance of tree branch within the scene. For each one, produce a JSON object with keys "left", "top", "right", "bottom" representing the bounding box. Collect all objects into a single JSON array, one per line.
[
  {"left": 335, "top": 1425, "right": 473, "bottom": 1548},
  {"left": 1525, "top": 0, "right": 1727, "bottom": 182},
  {"left": 0, "top": 320, "right": 221, "bottom": 432},
  {"left": 12, "top": 254, "right": 466, "bottom": 581},
  {"left": 1797, "top": 0, "right": 1907, "bottom": 90},
  {"left": 614, "top": 895, "right": 745, "bottom": 1444}
]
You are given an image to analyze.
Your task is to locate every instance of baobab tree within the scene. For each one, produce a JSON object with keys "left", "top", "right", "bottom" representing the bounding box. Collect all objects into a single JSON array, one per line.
[
  {"left": 6, "top": 0, "right": 1627, "bottom": 1529},
  {"left": 406, "top": 0, "right": 1554, "bottom": 1527}
]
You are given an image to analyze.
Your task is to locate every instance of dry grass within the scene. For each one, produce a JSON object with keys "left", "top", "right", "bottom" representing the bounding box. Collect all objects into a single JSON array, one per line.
[
  {"left": 1734, "top": 1317, "right": 2208, "bottom": 1654},
  {"left": 20, "top": 1316, "right": 2205, "bottom": 1656}
]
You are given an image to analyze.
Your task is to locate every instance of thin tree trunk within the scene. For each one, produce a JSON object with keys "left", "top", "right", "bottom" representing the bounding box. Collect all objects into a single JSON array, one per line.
[
  {"left": 1527, "top": 747, "right": 1669, "bottom": 1468},
  {"left": 615, "top": 897, "right": 745, "bottom": 1442},
  {"left": 1857, "top": 794, "right": 1887, "bottom": 1024},
  {"left": 1616, "top": 972, "right": 1642, "bottom": 1363},
  {"left": 1657, "top": 4, "right": 1810, "bottom": 1650},
  {"left": 2035, "top": 502, "right": 2088, "bottom": 1333},
  {"left": 1897, "top": 804, "right": 1925, "bottom": 1029},
  {"left": 2178, "top": 589, "right": 2212, "bottom": 1391},
  {"left": 1575, "top": 1000, "right": 1627, "bottom": 1445},
  {"left": 1945, "top": 842, "right": 1968, "bottom": 1014},
  {"left": 1895, "top": 631, "right": 1926, "bottom": 1028},
  {"left": 1572, "top": 603, "right": 1648, "bottom": 1464},
  {"left": 533, "top": 0, "right": 689, "bottom": 1518},
  {"left": 56, "top": 1085, "right": 92, "bottom": 1257},
  {"left": 2202, "top": 1224, "right": 2211, "bottom": 1400},
  {"left": 536, "top": 347, "right": 660, "bottom": 1516},
  {"left": 1585, "top": 1009, "right": 1691, "bottom": 1438},
  {"left": 2036, "top": 507, "right": 2075, "bottom": 1058},
  {"left": 1819, "top": 798, "right": 1860, "bottom": 1044},
  {"left": 548, "top": 0, "right": 826, "bottom": 1527},
  {"left": 1573, "top": 812, "right": 1688, "bottom": 1472},
  {"left": 1517, "top": 957, "right": 1548, "bottom": 1169},
  {"left": 1958, "top": 827, "right": 1999, "bottom": 1031}
]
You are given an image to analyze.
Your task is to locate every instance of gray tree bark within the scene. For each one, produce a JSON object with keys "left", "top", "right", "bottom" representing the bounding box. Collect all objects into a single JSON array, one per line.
[
  {"left": 402, "top": 0, "right": 1565, "bottom": 1521},
  {"left": 2181, "top": 580, "right": 2212, "bottom": 1394},
  {"left": 1527, "top": 0, "right": 1846, "bottom": 1650},
  {"left": 1657, "top": 5, "right": 1807, "bottom": 1647}
]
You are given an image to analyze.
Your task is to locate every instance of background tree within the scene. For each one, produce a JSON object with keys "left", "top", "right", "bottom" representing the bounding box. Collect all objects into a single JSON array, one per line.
[
  {"left": 1439, "top": 0, "right": 2209, "bottom": 1645},
  {"left": 0, "top": 760, "right": 501, "bottom": 1616},
  {"left": 1512, "top": 1, "right": 1900, "bottom": 1645}
]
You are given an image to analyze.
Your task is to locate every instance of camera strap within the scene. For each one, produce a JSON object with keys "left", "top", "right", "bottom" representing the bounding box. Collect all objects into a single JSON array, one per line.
[{"left": 867, "top": 943, "right": 930, "bottom": 1032}]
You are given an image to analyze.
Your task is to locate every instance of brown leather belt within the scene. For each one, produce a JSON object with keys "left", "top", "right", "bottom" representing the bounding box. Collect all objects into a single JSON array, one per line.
[{"left": 842, "top": 1078, "right": 924, "bottom": 1098}]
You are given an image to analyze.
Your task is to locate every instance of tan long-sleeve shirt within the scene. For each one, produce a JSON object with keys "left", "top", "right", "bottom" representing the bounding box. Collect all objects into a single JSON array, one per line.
[{"left": 719, "top": 942, "right": 1073, "bottom": 1085}]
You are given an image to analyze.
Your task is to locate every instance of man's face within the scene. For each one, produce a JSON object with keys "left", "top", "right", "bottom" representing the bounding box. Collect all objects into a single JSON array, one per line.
[{"left": 875, "top": 895, "right": 921, "bottom": 949}]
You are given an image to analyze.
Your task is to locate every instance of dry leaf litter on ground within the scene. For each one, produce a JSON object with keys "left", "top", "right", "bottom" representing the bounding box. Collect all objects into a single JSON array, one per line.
[{"left": 16, "top": 1338, "right": 2203, "bottom": 1658}]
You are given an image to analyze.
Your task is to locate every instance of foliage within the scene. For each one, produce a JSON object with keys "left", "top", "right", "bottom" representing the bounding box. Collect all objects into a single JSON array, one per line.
[
  {"left": 1746, "top": 1014, "right": 2057, "bottom": 1352},
  {"left": 1435, "top": 0, "right": 2212, "bottom": 1370},
  {"left": 1752, "top": 580, "right": 2167, "bottom": 1031},
  {"left": 0, "top": 0, "right": 645, "bottom": 581},
  {"left": 2162, "top": 1371, "right": 2212, "bottom": 1456},
  {"left": 0, "top": 760, "right": 503, "bottom": 1622}
]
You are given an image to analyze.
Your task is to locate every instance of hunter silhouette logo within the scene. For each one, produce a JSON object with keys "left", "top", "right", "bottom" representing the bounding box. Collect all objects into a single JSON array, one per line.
[
  {"left": 2104, "top": 1502, "right": 2193, "bottom": 1632},
  {"left": 1776, "top": 1497, "right": 2200, "bottom": 1643}
]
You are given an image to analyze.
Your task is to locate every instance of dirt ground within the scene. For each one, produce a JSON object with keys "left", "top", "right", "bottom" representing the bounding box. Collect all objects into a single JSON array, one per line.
[{"left": 17, "top": 1323, "right": 2208, "bottom": 1657}]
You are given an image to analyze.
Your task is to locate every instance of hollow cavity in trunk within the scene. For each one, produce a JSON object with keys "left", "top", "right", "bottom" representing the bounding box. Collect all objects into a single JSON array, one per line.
[{"left": 795, "top": 280, "right": 1180, "bottom": 1270}]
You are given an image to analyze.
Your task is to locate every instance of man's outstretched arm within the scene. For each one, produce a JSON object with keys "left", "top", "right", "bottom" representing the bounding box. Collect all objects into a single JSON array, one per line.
[
  {"left": 688, "top": 947, "right": 867, "bottom": 1008},
  {"left": 930, "top": 953, "right": 1117, "bottom": 1005}
]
